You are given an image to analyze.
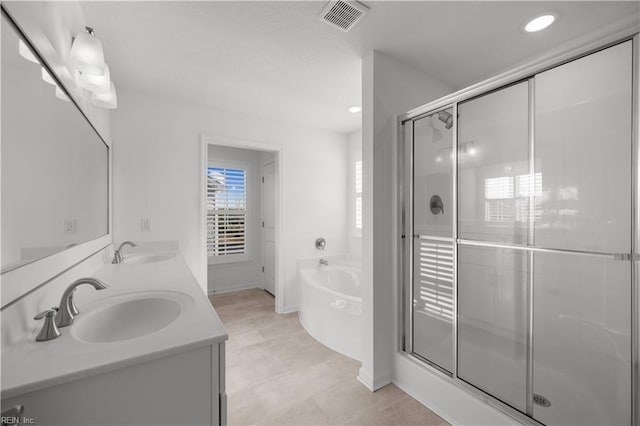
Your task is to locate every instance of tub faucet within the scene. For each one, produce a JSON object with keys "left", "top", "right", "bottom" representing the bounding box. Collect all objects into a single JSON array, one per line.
[
  {"left": 56, "top": 278, "right": 108, "bottom": 327},
  {"left": 112, "top": 241, "right": 137, "bottom": 264},
  {"left": 319, "top": 258, "right": 329, "bottom": 266}
]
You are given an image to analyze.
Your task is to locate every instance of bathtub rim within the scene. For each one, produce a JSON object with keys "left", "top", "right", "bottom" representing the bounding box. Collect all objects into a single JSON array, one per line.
[{"left": 299, "top": 266, "right": 362, "bottom": 304}]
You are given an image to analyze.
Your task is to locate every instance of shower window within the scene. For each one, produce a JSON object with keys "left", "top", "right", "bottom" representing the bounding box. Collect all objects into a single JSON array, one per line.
[
  {"left": 484, "top": 173, "right": 542, "bottom": 223},
  {"left": 207, "top": 163, "right": 249, "bottom": 263}
]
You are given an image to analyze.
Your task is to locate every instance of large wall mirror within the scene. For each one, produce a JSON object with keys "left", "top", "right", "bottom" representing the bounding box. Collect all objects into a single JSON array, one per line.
[{"left": 1, "top": 11, "right": 109, "bottom": 273}]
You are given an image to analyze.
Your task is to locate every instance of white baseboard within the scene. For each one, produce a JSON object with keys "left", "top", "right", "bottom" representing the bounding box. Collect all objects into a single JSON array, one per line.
[
  {"left": 208, "top": 282, "right": 260, "bottom": 295},
  {"left": 393, "top": 353, "right": 519, "bottom": 426},
  {"left": 357, "top": 368, "right": 374, "bottom": 391},
  {"left": 357, "top": 367, "right": 392, "bottom": 391},
  {"left": 283, "top": 304, "right": 299, "bottom": 314}
]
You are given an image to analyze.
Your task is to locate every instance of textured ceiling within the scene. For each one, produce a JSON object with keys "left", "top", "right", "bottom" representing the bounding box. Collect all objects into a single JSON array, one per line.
[{"left": 81, "top": 1, "right": 639, "bottom": 134}]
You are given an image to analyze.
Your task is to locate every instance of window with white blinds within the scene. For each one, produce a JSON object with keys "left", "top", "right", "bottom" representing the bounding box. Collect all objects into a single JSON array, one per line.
[
  {"left": 355, "top": 160, "right": 363, "bottom": 231},
  {"left": 484, "top": 173, "right": 542, "bottom": 223},
  {"left": 207, "top": 166, "right": 248, "bottom": 261}
]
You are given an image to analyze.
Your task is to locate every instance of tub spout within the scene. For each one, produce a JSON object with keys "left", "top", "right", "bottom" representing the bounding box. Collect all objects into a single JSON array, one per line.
[{"left": 319, "top": 258, "right": 329, "bottom": 266}]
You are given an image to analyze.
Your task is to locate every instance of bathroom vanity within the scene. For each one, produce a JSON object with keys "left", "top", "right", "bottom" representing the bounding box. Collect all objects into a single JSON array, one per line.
[{"left": 1, "top": 249, "right": 228, "bottom": 426}]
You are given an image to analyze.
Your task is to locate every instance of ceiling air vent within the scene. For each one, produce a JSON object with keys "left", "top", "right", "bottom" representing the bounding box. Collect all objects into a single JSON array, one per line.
[{"left": 319, "top": 1, "right": 369, "bottom": 32}]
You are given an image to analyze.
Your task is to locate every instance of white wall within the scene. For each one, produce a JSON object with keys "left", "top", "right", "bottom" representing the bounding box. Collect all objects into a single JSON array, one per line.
[
  {"left": 111, "top": 89, "right": 348, "bottom": 311},
  {"left": 206, "top": 145, "right": 263, "bottom": 294},
  {"left": 360, "top": 50, "right": 452, "bottom": 390},
  {"left": 347, "top": 130, "right": 362, "bottom": 263}
]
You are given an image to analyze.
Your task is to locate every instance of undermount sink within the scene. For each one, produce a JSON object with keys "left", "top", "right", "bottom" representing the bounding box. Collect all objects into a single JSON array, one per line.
[
  {"left": 72, "top": 292, "right": 192, "bottom": 343},
  {"left": 122, "top": 252, "right": 175, "bottom": 264}
]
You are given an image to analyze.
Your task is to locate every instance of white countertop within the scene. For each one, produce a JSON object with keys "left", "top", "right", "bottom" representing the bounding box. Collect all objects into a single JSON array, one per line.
[{"left": 1, "top": 250, "right": 227, "bottom": 399}]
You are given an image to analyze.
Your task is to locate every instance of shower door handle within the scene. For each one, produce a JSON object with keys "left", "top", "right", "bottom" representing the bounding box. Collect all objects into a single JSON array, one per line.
[{"left": 612, "top": 253, "right": 640, "bottom": 261}]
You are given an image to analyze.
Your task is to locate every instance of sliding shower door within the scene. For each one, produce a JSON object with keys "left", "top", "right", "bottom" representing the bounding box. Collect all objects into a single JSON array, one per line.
[
  {"left": 532, "top": 40, "right": 633, "bottom": 426},
  {"left": 411, "top": 109, "right": 454, "bottom": 373},
  {"left": 403, "top": 37, "right": 636, "bottom": 426},
  {"left": 456, "top": 82, "right": 530, "bottom": 412}
]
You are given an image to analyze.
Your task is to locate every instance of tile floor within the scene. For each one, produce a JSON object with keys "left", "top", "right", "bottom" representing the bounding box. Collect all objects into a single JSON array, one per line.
[{"left": 209, "top": 288, "right": 449, "bottom": 426}]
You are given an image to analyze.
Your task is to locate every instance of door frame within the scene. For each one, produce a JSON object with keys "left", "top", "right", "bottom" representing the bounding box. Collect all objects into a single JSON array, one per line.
[
  {"left": 200, "top": 134, "right": 285, "bottom": 314},
  {"left": 261, "top": 157, "right": 277, "bottom": 295}
]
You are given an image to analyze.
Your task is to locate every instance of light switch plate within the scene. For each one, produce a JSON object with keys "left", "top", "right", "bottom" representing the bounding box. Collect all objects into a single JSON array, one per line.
[{"left": 141, "top": 218, "right": 152, "bottom": 232}]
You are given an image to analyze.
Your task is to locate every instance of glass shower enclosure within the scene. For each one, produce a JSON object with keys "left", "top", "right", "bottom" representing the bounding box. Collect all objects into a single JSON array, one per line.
[{"left": 401, "top": 39, "right": 637, "bottom": 426}]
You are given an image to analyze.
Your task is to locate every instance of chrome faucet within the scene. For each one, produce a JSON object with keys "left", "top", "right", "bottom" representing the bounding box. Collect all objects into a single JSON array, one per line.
[
  {"left": 112, "top": 241, "right": 137, "bottom": 264},
  {"left": 55, "top": 278, "right": 108, "bottom": 327},
  {"left": 319, "top": 258, "right": 329, "bottom": 266}
]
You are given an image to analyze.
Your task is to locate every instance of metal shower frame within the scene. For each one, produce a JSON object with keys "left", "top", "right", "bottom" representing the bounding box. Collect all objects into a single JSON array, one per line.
[{"left": 398, "top": 32, "right": 640, "bottom": 426}]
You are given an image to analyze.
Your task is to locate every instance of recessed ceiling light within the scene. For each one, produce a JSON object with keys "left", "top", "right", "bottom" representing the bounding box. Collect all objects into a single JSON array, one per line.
[
  {"left": 347, "top": 105, "right": 361, "bottom": 113},
  {"left": 525, "top": 14, "right": 556, "bottom": 33}
]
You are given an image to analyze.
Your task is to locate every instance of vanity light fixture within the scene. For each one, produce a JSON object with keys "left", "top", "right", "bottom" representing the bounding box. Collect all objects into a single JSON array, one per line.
[
  {"left": 54, "top": 86, "right": 71, "bottom": 103},
  {"left": 524, "top": 14, "right": 556, "bottom": 33},
  {"left": 90, "top": 82, "right": 117, "bottom": 109},
  {"left": 347, "top": 105, "right": 361, "bottom": 113},
  {"left": 77, "top": 64, "right": 111, "bottom": 92},
  {"left": 18, "top": 39, "right": 39, "bottom": 64},
  {"left": 41, "top": 68, "right": 56, "bottom": 85},
  {"left": 70, "top": 26, "right": 105, "bottom": 75}
]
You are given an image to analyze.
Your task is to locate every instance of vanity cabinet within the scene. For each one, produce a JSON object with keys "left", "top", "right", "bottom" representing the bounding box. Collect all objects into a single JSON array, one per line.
[{"left": 1, "top": 342, "right": 226, "bottom": 426}]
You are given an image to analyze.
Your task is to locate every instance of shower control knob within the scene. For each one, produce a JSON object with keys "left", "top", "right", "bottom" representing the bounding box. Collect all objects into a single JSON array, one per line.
[{"left": 430, "top": 195, "right": 444, "bottom": 215}]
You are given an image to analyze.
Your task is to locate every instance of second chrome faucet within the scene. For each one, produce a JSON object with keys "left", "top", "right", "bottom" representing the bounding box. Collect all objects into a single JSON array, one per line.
[{"left": 112, "top": 241, "right": 137, "bottom": 264}]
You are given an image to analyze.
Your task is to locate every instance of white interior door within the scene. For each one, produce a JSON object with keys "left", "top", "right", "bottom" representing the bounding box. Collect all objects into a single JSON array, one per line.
[{"left": 262, "top": 159, "right": 276, "bottom": 296}]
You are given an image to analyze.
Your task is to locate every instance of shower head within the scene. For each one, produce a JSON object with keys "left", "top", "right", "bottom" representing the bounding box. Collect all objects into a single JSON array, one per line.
[{"left": 437, "top": 111, "right": 453, "bottom": 130}]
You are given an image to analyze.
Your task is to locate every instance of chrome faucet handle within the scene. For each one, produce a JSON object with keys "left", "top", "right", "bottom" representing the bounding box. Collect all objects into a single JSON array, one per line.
[
  {"left": 34, "top": 307, "right": 61, "bottom": 341},
  {"left": 111, "top": 251, "right": 122, "bottom": 264}
]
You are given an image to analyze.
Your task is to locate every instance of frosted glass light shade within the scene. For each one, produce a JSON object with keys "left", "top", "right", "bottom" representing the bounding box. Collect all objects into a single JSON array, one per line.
[
  {"left": 41, "top": 68, "right": 56, "bottom": 85},
  {"left": 18, "top": 39, "right": 39, "bottom": 64},
  {"left": 55, "top": 86, "right": 71, "bottom": 102},
  {"left": 91, "top": 82, "right": 117, "bottom": 109},
  {"left": 78, "top": 64, "right": 111, "bottom": 92},
  {"left": 70, "top": 29, "right": 105, "bottom": 75}
]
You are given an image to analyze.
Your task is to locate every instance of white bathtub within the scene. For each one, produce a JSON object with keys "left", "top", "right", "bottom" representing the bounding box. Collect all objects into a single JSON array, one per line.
[{"left": 298, "top": 262, "right": 362, "bottom": 361}]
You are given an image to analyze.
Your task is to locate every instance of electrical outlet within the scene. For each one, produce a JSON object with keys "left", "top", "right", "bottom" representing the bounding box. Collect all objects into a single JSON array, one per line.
[
  {"left": 64, "top": 219, "right": 76, "bottom": 234},
  {"left": 141, "top": 218, "right": 152, "bottom": 232}
]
